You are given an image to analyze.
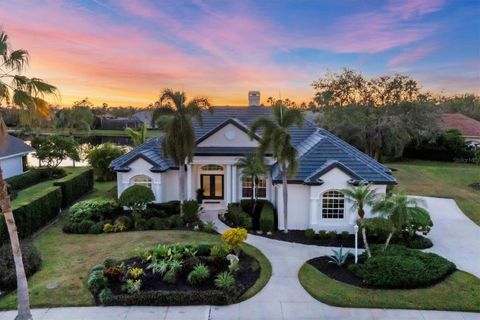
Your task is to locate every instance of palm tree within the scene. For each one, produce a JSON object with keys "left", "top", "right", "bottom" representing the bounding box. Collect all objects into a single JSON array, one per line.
[
  {"left": 125, "top": 122, "right": 148, "bottom": 146},
  {"left": 249, "top": 102, "right": 304, "bottom": 233},
  {"left": 373, "top": 192, "right": 427, "bottom": 250},
  {"left": 152, "top": 89, "right": 211, "bottom": 209},
  {"left": 0, "top": 30, "right": 58, "bottom": 320},
  {"left": 341, "top": 185, "right": 378, "bottom": 257},
  {"left": 236, "top": 154, "right": 266, "bottom": 220}
]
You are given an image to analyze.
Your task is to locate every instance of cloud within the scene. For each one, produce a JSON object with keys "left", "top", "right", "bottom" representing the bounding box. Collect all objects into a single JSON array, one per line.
[{"left": 389, "top": 45, "right": 436, "bottom": 67}]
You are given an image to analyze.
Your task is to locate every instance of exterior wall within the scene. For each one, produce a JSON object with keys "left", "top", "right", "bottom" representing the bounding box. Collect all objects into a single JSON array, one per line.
[
  {"left": 162, "top": 170, "right": 180, "bottom": 202},
  {"left": 116, "top": 158, "right": 163, "bottom": 202},
  {"left": 276, "top": 184, "right": 310, "bottom": 230},
  {"left": 0, "top": 155, "right": 25, "bottom": 179},
  {"left": 197, "top": 123, "right": 258, "bottom": 148}
]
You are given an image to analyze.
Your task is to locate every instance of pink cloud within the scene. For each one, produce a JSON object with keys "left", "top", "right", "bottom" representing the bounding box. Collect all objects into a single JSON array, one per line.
[
  {"left": 387, "top": 0, "right": 445, "bottom": 19},
  {"left": 389, "top": 45, "right": 436, "bottom": 66}
]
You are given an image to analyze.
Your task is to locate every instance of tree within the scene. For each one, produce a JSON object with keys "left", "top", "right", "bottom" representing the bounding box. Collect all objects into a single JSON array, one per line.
[
  {"left": 236, "top": 154, "right": 266, "bottom": 219},
  {"left": 0, "top": 29, "right": 58, "bottom": 320},
  {"left": 119, "top": 185, "right": 155, "bottom": 218},
  {"left": 55, "top": 98, "right": 94, "bottom": 135},
  {"left": 31, "top": 135, "right": 79, "bottom": 177},
  {"left": 249, "top": 102, "right": 304, "bottom": 233},
  {"left": 341, "top": 185, "right": 378, "bottom": 257},
  {"left": 372, "top": 192, "right": 428, "bottom": 250},
  {"left": 152, "top": 89, "right": 211, "bottom": 211},
  {"left": 125, "top": 122, "right": 148, "bottom": 146},
  {"left": 87, "top": 143, "right": 125, "bottom": 181}
]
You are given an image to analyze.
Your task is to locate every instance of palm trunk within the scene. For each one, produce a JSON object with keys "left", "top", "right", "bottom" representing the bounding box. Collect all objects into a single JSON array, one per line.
[
  {"left": 281, "top": 162, "right": 288, "bottom": 234},
  {"left": 252, "top": 177, "right": 257, "bottom": 230},
  {"left": 384, "top": 228, "right": 395, "bottom": 251},
  {"left": 0, "top": 168, "right": 32, "bottom": 320},
  {"left": 179, "top": 162, "right": 186, "bottom": 215},
  {"left": 361, "top": 223, "right": 371, "bottom": 258}
]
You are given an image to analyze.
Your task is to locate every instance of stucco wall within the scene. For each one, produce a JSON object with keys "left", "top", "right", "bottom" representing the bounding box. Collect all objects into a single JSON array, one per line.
[
  {"left": 116, "top": 158, "right": 162, "bottom": 202},
  {"left": 197, "top": 123, "right": 258, "bottom": 148},
  {"left": 0, "top": 155, "right": 24, "bottom": 179}
]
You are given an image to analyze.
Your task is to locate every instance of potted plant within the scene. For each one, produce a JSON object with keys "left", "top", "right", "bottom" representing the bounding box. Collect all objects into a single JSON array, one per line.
[{"left": 196, "top": 188, "right": 204, "bottom": 203}]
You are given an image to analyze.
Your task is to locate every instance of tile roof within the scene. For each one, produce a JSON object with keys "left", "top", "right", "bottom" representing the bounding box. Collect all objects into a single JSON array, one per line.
[
  {"left": 0, "top": 135, "right": 34, "bottom": 159},
  {"left": 110, "top": 106, "right": 395, "bottom": 185},
  {"left": 442, "top": 113, "right": 480, "bottom": 137}
]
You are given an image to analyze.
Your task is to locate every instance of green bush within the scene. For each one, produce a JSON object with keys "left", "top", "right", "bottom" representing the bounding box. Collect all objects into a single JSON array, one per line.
[
  {"left": 87, "top": 143, "right": 125, "bottom": 181},
  {"left": 134, "top": 218, "right": 149, "bottom": 231},
  {"left": 350, "top": 245, "right": 456, "bottom": 288},
  {"left": 187, "top": 263, "right": 210, "bottom": 286},
  {"left": 259, "top": 202, "right": 275, "bottom": 232},
  {"left": 169, "top": 214, "right": 184, "bottom": 228},
  {"left": 197, "top": 244, "right": 212, "bottom": 256},
  {"left": 341, "top": 231, "right": 350, "bottom": 240},
  {"left": 78, "top": 220, "right": 95, "bottom": 234},
  {"left": 54, "top": 168, "right": 94, "bottom": 207},
  {"left": 115, "top": 216, "right": 133, "bottom": 230},
  {"left": 146, "top": 201, "right": 180, "bottom": 218},
  {"left": 87, "top": 270, "right": 105, "bottom": 294},
  {"left": 225, "top": 206, "right": 252, "bottom": 230},
  {"left": 210, "top": 245, "right": 230, "bottom": 258},
  {"left": 318, "top": 230, "right": 328, "bottom": 239},
  {"left": 89, "top": 222, "right": 104, "bottom": 234},
  {"left": 99, "top": 288, "right": 113, "bottom": 304},
  {"left": 0, "top": 186, "right": 62, "bottom": 242},
  {"left": 305, "top": 228, "right": 315, "bottom": 239},
  {"left": 327, "top": 231, "right": 337, "bottom": 239},
  {"left": 214, "top": 271, "right": 236, "bottom": 291},
  {"left": 147, "top": 217, "right": 171, "bottom": 230},
  {"left": 68, "top": 198, "right": 119, "bottom": 223},
  {"left": 403, "top": 235, "right": 433, "bottom": 249},
  {"left": 365, "top": 217, "right": 392, "bottom": 242},
  {"left": 182, "top": 200, "right": 200, "bottom": 224},
  {"left": 0, "top": 242, "right": 41, "bottom": 290},
  {"left": 119, "top": 185, "right": 155, "bottom": 217},
  {"left": 6, "top": 167, "right": 66, "bottom": 191}
]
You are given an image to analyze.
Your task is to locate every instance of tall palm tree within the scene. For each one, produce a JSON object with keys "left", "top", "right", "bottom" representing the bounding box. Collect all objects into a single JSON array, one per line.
[
  {"left": 0, "top": 30, "right": 58, "bottom": 320},
  {"left": 236, "top": 154, "right": 266, "bottom": 219},
  {"left": 125, "top": 122, "right": 147, "bottom": 146},
  {"left": 373, "top": 192, "right": 427, "bottom": 250},
  {"left": 341, "top": 185, "right": 378, "bottom": 257},
  {"left": 249, "top": 102, "right": 304, "bottom": 233},
  {"left": 152, "top": 89, "right": 211, "bottom": 209}
]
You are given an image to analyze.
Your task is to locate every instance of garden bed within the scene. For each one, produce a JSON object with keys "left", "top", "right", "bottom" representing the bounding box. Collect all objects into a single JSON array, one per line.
[{"left": 88, "top": 243, "right": 260, "bottom": 306}]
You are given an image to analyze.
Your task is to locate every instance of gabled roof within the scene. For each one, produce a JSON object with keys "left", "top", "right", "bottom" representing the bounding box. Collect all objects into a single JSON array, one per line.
[
  {"left": 0, "top": 135, "right": 34, "bottom": 159},
  {"left": 442, "top": 113, "right": 480, "bottom": 137},
  {"left": 110, "top": 106, "right": 396, "bottom": 185}
]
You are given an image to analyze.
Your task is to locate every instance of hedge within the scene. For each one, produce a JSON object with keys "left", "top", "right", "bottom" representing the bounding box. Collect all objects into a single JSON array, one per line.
[
  {"left": 53, "top": 169, "right": 94, "bottom": 207},
  {"left": 0, "top": 242, "right": 41, "bottom": 290},
  {"left": 0, "top": 186, "right": 62, "bottom": 243},
  {"left": 259, "top": 202, "right": 275, "bottom": 232},
  {"left": 6, "top": 168, "right": 65, "bottom": 192}
]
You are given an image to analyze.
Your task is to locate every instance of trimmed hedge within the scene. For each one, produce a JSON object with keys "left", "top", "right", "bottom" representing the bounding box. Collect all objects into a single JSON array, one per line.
[
  {"left": 146, "top": 201, "right": 180, "bottom": 218},
  {"left": 259, "top": 202, "right": 275, "bottom": 232},
  {"left": 5, "top": 167, "right": 66, "bottom": 192},
  {"left": 225, "top": 205, "right": 252, "bottom": 230},
  {"left": 0, "top": 186, "right": 62, "bottom": 242},
  {"left": 0, "top": 242, "right": 41, "bottom": 291},
  {"left": 54, "top": 169, "right": 94, "bottom": 207}
]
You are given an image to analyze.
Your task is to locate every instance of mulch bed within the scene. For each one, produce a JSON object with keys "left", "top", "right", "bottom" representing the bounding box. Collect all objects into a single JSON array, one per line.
[
  {"left": 307, "top": 256, "right": 366, "bottom": 287},
  {"left": 254, "top": 230, "right": 368, "bottom": 248}
]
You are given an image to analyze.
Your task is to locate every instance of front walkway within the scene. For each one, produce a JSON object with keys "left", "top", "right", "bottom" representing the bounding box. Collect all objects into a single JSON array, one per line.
[{"left": 0, "top": 197, "right": 478, "bottom": 320}]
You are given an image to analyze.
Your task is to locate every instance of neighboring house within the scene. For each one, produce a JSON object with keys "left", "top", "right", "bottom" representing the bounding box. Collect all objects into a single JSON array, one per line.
[
  {"left": 0, "top": 135, "right": 34, "bottom": 179},
  {"left": 442, "top": 113, "right": 480, "bottom": 149},
  {"left": 134, "top": 110, "right": 153, "bottom": 128},
  {"left": 111, "top": 104, "right": 396, "bottom": 232}
]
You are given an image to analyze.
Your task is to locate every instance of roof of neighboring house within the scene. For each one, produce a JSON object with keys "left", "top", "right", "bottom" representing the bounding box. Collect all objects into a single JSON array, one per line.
[
  {"left": 442, "top": 113, "right": 480, "bottom": 137},
  {"left": 0, "top": 135, "right": 34, "bottom": 159},
  {"left": 134, "top": 111, "right": 153, "bottom": 126},
  {"left": 111, "top": 106, "right": 396, "bottom": 185}
]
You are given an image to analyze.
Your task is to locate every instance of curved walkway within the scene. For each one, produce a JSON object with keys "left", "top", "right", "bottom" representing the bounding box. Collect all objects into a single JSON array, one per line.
[{"left": 0, "top": 197, "right": 478, "bottom": 320}]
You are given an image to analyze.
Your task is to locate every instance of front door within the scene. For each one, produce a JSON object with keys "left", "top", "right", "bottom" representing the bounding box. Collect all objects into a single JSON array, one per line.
[{"left": 201, "top": 174, "right": 224, "bottom": 200}]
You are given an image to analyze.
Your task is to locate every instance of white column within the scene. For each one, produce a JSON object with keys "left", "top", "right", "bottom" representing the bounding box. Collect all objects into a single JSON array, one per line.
[
  {"left": 231, "top": 165, "right": 237, "bottom": 203},
  {"left": 153, "top": 180, "right": 162, "bottom": 202},
  {"left": 309, "top": 197, "right": 318, "bottom": 227},
  {"left": 187, "top": 164, "right": 192, "bottom": 200},
  {"left": 225, "top": 164, "right": 232, "bottom": 204}
]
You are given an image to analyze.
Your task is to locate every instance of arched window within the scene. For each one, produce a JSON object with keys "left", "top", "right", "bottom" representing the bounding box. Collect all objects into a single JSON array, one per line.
[
  {"left": 200, "top": 164, "right": 224, "bottom": 171},
  {"left": 131, "top": 175, "right": 152, "bottom": 189},
  {"left": 321, "top": 190, "right": 345, "bottom": 219}
]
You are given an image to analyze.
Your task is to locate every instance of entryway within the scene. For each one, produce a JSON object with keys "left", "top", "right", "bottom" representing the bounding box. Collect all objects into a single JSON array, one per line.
[{"left": 200, "top": 174, "right": 224, "bottom": 200}]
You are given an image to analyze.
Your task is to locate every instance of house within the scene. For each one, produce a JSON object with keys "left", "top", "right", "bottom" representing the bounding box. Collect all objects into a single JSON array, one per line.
[
  {"left": 134, "top": 110, "right": 153, "bottom": 128},
  {"left": 0, "top": 135, "right": 34, "bottom": 179},
  {"left": 442, "top": 113, "right": 480, "bottom": 149},
  {"left": 110, "top": 95, "right": 396, "bottom": 232}
]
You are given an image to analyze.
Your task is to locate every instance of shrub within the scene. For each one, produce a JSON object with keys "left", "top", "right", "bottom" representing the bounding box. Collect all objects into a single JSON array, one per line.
[
  {"left": 68, "top": 198, "right": 119, "bottom": 224},
  {"left": 318, "top": 230, "right": 328, "bottom": 239},
  {"left": 328, "top": 247, "right": 351, "bottom": 267},
  {"left": 163, "top": 269, "right": 178, "bottom": 284},
  {"left": 87, "top": 143, "right": 125, "bottom": 181},
  {"left": 6, "top": 167, "right": 66, "bottom": 191},
  {"left": 404, "top": 209, "right": 433, "bottom": 238},
  {"left": 114, "top": 222, "right": 127, "bottom": 232},
  {"left": 146, "top": 201, "right": 180, "bottom": 218},
  {"left": 89, "top": 222, "right": 104, "bottom": 234},
  {"left": 404, "top": 235, "right": 433, "bottom": 249},
  {"left": 183, "top": 200, "right": 200, "bottom": 224},
  {"left": 197, "top": 244, "right": 212, "bottom": 256},
  {"left": 210, "top": 245, "right": 229, "bottom": 258},
  {"left": 99, "top": 288, "right": 113, "bottom": 304},
  {"left": 327, "top": 231, "right": 337, "bottom": 240},
  {"left": 147, "top": 217, "right": 171, "bottom": 230},
  {"left": 119, "top": 185, "right": 155, "bottom": 218},
  {"left": 365, "top": 217, "right": 392, "bottom": 242},
  {"left": 54, "top": 169, "right": 94, "bottom": 207},
  {"left": 214, "top": 272, "right": 236, "bottom": 291},
  {"left": 0, "top": 242, "right": 41, "bottom": 290},
  {"left": 78, "top": 220, "right": 95, "bottom": 234},
  {"left": 103, "top": 223, "right": 115, "bottom": 233},
  {"left": 350, "top": 245, "right": 456, "bottom": 288},
  {"left": 187, "top": 263, "right": 210, "bottom": 286},
  {"left": 87, "top": 270, "right": 105, "bottom": 294},
  {"left": 104, "top": 266, "right": 124, "bottom": 282},
  {"left": 225, "top": 206, "right": 252, "bottom": 230},
  {"left": 203, "top": 221, "right": 217, "bottom": 233},
  {"left": 134, "top": 218, "right": 149, "bottom": 231},
  {"left": 31, "top": 135, "right": 79, "bottom": 178},
  {"left": 169, "top": 214, "right": 184, "bottom": 228},
  {"left": 305, "top": 228, "right": 315, "bottom": 239},
  {"left": 124, "top": 279, "right": 142, "bottom": 294},
  {"left": 128, "top": 267, "right": 144, "bottom": 279},
  {"left": 259, "top": 202, "right": 275, "bottom": 233},
  {"left": 114, "top": 216, "right": 132, "bottom": 230},
  {"left": 147, "top": 260, "right": 169, "bottom": 275},
  {"left": 341, "top": 231, "right": 350, "bottom": 240},
  {"left": 221, "top": 228, "right": 248, "bottom": 254}
]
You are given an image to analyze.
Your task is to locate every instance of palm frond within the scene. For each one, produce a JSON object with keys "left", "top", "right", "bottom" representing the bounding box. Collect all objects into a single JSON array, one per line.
[
  {"left": 5, "top": 49, "right": 29, "bottom": 71},
  {"left": 13, "top": 89, "right": 35, "bottom": 108}
]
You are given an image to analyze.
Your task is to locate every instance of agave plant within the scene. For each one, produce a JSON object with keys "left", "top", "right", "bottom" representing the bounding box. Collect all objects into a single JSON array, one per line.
[{"left": 328, "top": 247, "right": 351, "bottom": 267}]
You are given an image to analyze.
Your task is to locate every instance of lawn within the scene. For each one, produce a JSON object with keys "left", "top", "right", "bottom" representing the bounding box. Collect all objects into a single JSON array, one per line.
[
  {"left": 299, "top": 263, "right": 480, "bottom": 312},
  {"left": 0, "top": 219, "right": 271, "bottom": 309},
  {"left": 389, "top": 160, "right": 480, "bottom": 225}
]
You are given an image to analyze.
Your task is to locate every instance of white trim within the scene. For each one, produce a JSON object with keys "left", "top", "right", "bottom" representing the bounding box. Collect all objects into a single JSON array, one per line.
[{"left": 0, "top": 151, "right": 30, "bottom": 161}]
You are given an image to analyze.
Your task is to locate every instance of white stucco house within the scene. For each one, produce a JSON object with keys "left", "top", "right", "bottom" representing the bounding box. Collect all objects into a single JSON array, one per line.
[
  {"left": 110, "top": 103, "right": 396, "bottom": 232},
  {"left": 0, "top": 135, "right": 33, "bottom": 179}
]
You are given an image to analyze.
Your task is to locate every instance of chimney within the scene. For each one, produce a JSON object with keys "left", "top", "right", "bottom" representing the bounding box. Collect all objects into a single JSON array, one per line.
[{"left": 248, "top": 91, "right": 260, "bottom": 106}]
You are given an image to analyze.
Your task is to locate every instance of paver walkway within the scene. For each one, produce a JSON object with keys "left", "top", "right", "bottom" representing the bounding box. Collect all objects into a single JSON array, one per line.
[{"left": 0, "top": 196, "right": 478, "bottom": 320}]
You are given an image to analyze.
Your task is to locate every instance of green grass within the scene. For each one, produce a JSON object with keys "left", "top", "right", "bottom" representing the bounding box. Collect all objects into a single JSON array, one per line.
[
  {"left": 298, "top": 263, "right": 480, "bottom": 312},
  {"left": 0, "top": 222, "right": 271, "bottom": 309},
  {"left": 389, "top": 160, "right": 480, "bottom": 225}
]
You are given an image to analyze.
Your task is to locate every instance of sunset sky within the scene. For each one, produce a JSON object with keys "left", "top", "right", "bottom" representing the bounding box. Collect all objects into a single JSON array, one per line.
[{"left": 1, "top": 0, "right": 479, "bottom": 107}]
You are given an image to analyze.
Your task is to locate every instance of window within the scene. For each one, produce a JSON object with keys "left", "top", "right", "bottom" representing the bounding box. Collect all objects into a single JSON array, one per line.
[
  {"left": 321, "top": 190, "right": 344, "bottom": 219},
  {"left": 242, "top": 176, "right": 267, "bottom": 198},
  {"left": 131, "top": 175, "right": 152, "bottom": 189},
  {"left": 201, "top": 164, "right": 223, "bottom": 171}
]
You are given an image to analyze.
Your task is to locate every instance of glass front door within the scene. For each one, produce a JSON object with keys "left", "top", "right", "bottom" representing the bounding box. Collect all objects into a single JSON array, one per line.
[{"left": 201, "top": 174, "right": 224, "bottom": 200}]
